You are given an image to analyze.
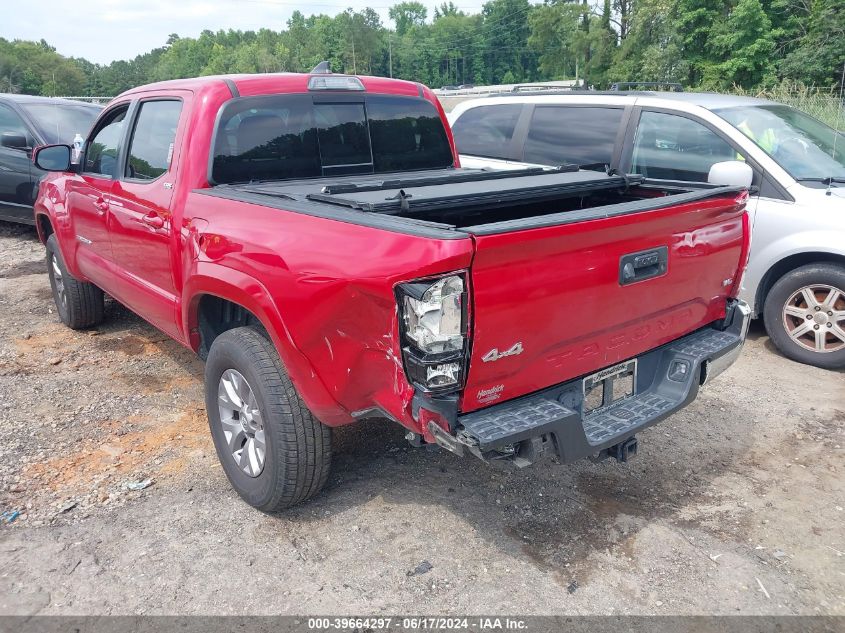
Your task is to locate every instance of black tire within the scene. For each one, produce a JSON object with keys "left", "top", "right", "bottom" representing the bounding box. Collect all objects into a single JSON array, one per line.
[
  {"left": 763, "top": 263, "right": 845, "bottom": 369},
  {"left": 204, "top": 326, "right": 332, "bottom": 511},
  {"left": 45, "top": 234, "right": 105, "bottom": 329}
]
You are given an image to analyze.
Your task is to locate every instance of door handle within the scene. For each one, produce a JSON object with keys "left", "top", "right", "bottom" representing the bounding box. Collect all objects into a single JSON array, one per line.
[
  {"left": 94, "top": 197, "right": 109, "bottom": 214},
  {"left": 141, "top": 213, "right": 165, "bottom": 229}
]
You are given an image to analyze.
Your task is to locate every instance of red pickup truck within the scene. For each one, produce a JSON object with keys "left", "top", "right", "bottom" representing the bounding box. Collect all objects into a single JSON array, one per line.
[{"left": 32, "top": 70, "right": 751, "bottom": 511}]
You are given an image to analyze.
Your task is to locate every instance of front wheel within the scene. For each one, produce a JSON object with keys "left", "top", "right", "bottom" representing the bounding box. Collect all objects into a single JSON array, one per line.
[
  {"left": 45, "top": 235, "right": 105, "bottom": 329},
  {"left": 763, "top": 263, "right": 845, "bottom": 369},
  {"left": 204, "top": 326, "right": 332, "bottom": 511}
]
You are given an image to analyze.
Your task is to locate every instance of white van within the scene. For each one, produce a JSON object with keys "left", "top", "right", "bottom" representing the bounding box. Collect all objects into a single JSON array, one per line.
[{"left": 448, "top": 91, "right": 845, "bottom": 369}]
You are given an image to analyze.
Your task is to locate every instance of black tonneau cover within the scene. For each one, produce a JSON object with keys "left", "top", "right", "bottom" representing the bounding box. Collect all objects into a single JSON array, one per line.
[
  {"left": 216, "top": 167, "right": 641, "bottom": 216},
  {"left": 198, "top": 166, "right": 741, "bottom": 239}
]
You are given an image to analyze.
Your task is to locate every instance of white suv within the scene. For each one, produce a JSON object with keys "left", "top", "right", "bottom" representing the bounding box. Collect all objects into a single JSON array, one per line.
[{"left": 448, "top": 91, "right": 845, "bottom": 369}]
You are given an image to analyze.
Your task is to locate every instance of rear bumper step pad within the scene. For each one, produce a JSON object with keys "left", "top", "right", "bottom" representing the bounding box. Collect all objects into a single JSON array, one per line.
[{"left": 455, "top": 301, "right": 750, "bottom": 464}]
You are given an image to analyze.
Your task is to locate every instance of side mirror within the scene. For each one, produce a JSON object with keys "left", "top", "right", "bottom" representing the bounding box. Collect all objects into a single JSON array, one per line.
[
  {"left": 708, "top": 160, "right": 753, "bottom": 189},
  {"left": 33, "top": 144, "right": 72, "bottom": 172},
  {"left": 1, "top": 131, "right": 29, "bottom": 150}
]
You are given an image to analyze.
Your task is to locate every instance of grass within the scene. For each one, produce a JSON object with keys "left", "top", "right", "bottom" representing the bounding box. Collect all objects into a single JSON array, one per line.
[{"left": 727, "top": 82, "right": 845, "bottom": 131}]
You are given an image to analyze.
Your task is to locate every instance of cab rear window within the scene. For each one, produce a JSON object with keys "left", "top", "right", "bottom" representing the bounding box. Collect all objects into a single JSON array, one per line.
[{"left": 211, "top": 94, "right": 454, "bottom": 184}]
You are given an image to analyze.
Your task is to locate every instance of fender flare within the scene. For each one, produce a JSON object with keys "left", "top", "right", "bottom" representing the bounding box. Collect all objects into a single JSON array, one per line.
[
  {"left": 34, "top": 184, "right": 88, "bottom": 280},
  {"left": 182, "top": 263, "right": 352, "bottom": 426},
  {"left": 34, "top": 216, "right": 87, "bottom": 282}
]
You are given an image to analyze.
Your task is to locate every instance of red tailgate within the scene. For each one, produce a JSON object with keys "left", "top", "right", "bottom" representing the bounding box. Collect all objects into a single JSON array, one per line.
[{"left": 461, "top": 192, "right": 748, "bottom": 413}]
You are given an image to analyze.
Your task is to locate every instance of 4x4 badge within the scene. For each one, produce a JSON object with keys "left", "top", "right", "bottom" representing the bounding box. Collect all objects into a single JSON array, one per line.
[{"left": 482, "top": 342, "right": 524, "bottom": 362}]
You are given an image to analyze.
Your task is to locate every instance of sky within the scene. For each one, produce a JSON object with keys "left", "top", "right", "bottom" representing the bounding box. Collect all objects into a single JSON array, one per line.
[{"left": 2, "top": 0, "right": 489, "bottom": 65}]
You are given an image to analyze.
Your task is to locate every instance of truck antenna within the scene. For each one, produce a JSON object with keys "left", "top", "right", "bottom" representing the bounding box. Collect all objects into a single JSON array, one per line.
[{"left": 310, "top": 61, "right": 332, "bottom": 75}]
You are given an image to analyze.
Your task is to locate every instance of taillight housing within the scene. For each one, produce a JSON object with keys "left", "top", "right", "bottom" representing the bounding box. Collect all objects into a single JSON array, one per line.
[
  {"left": 396, "top": 273, "right": 469, "bottom": 392},
  {"left": 729, "top": 192, "right": 752, "bottom": 298}
]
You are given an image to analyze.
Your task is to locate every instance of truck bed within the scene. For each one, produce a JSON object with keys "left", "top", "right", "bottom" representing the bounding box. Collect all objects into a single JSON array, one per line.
[
  {"left": 198, "top": 166, "right": 749, "bottom": 412},
  {"left": 199, "top": 167, "right": 741, "bottom": 234}
]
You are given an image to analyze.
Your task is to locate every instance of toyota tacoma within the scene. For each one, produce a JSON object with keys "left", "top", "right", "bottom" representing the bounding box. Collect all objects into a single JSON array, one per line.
[{"left": 31, "top": 69, "right": 751, "bottom": 510}]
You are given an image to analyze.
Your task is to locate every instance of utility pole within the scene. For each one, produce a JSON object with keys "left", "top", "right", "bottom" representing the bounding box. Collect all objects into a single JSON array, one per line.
[
  {"left": 352, "top": 37, "right": 357, "bottom": 74},
  {"left": 389, "top": 34, "right": 393, "bottom": 78}
]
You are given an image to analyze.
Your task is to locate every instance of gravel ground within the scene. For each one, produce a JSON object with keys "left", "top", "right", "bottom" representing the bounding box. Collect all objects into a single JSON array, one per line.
[{"left": 0, "top": 221, "right": 843, "bottom": 616}]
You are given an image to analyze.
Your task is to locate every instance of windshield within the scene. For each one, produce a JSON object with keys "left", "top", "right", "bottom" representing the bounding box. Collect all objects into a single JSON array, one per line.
[
  {"left": 211, "top": 94, "right": 454, "bottom": 184},
  {"left": 20, "top": 102, "right": 101, "bottom": 145},
  {"left": 714, "top": 104, "right": 845, "bottom": 181}
]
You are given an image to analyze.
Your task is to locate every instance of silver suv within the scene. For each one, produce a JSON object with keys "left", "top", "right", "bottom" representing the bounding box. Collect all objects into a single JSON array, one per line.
[{"left": 448, "top": 91, "right": 845, "bottom": 369}]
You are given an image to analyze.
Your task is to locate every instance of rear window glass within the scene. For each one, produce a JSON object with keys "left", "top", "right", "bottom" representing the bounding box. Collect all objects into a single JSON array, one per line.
[
  {"left": 20, "top": 102, "right": 101, "bottom": 145},
  {"left": 451, "top": 104, "right": 523, "bottom": 159},
  {"left": 523, "top": 106, "right": 624, "bottom": 167},
  {"left": 211, "top": 94, "right": 453, "bottom": 184}
]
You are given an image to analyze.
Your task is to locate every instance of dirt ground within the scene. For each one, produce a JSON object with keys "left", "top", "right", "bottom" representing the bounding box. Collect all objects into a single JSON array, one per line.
[{"left": 0, "top": 221, "right": 843, "bottom": 616}]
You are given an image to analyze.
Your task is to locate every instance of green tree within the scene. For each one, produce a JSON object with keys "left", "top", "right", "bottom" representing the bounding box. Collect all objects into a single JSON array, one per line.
[
  {"left": 481, "top": 0, "right": 537, "bottom": 84},
  {"left": 584, "top": 1, "right": 618, "bottom": 87},
  {"left": 609, "top": 0, "right": 688, "bottom": 84},
  {"left": 1, "top": 0, "right": 842, "bottom": 98},
  {"left": 613, "top": 0, "right": 634, "bottom": 40},
  {"left": 706, "top": 0, "right": 778, "bottom": 88},
  {"left": 434, "top": 2, "right": 461, "bottom": 19},
  {"left": 675, "top": 0, "right": 726, "bottom": 85},
  {"left": 390, "top": 2, "right": 428, "bottom": 36},
  {"left": 427, "top": 10, "right": 482, "bottom": 86},
  {"left": 779, "top": 0, "right": 845, "bottom": 87},
  {"left": 0, "top": 38, "right": 86, "bottom": 95},
  {"left": 528, "top": 1, "right": 584, "bottom": 79},
  {"left": 335, "top": 8, "right": 386, "bottom": 75}
]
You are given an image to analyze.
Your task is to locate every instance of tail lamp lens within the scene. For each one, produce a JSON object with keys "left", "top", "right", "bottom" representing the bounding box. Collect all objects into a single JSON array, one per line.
[
  {"left": 397, "top": 274, "right": 467, "bottom": 391},
  {"left": 402, "top": 275, "right": 464, "bottom": 353}
]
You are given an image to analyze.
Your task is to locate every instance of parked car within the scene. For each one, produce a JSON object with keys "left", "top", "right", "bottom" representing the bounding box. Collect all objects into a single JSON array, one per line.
[
  {"left": 32, "top": 71, "right": 750, "bottom": 511},
  {"left": 448, "top": 91, "right": 845, "bottom": 369},
  {"left": 0, "top": 94, "right": 101, "bottom": 225}
]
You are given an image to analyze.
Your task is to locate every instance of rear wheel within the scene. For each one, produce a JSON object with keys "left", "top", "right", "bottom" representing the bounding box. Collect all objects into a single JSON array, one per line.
[
  {"left": 45, "top": 235, "right": 105, "bottom": 329},
  {"left": 763, "top": 263, "right": 845, "bottom": 369},
  {"left": 204, "top": 326, "right": 332, "bottom": 511}
]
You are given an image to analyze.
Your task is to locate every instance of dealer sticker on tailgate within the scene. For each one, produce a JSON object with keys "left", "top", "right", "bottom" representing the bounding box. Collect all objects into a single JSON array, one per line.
[{"left": 582, "top": 359, "right": 637, "bottom": 415}]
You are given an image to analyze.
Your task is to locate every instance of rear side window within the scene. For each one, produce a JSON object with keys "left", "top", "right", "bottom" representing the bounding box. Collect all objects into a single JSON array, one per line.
[
  {"left": 125, "top": 100, "right": 183, "bottom": 180},
  {"left": 523, "top": 106, "right": 624, "bottom": 167},
  {"left": 211, "top": 95, "right": 453, "bottom": 184},
  {"left": 451, "top": 104, "right": 522, "bottom": 159}
]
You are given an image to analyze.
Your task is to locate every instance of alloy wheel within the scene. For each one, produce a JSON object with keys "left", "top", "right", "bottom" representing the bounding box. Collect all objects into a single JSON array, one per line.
[
  {"left": 782, "top": 284, "right": 845, "bottom": 353},
  {"left": 51, "top": 254, "right": 67, "bottom": 310},
  {"left": 217, "top": 368, "right": 266, "bottom": 477}
]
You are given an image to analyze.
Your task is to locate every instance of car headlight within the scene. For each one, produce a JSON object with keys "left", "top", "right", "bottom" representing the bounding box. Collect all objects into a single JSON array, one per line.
[{"left": 397, "top": 274, "right": 468, "bottom": 392}]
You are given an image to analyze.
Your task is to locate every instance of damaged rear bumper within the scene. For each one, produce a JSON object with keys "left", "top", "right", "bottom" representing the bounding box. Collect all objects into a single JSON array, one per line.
[{"left": 427, "top": 300, "right": 751, "bottom": 467}]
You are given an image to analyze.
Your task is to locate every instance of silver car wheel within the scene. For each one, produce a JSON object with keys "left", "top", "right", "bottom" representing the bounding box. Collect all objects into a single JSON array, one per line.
[
  {"left": 51, "top": 254, "right": 67, "bottom": 310},
  {"left": 217, "top": 368, "right": 266, "bottom": 477},
  {"left": 782, "top": 284, "right": 845, "bottom": 353}
]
